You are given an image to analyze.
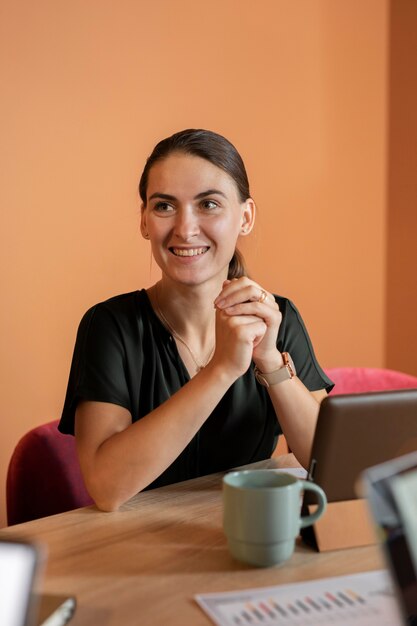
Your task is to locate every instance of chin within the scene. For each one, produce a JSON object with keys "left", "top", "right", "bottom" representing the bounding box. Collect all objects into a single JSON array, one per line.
[{"left": 165, "top": 267, "right": 226, "bottom": 288}]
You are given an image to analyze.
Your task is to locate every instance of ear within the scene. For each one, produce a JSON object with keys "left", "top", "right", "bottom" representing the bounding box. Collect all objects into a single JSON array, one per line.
[
  {"left": 239, "top": 198, "right": 255, "bottom": 236},
  {"left": 140, "top": 205, "right": 150, "bottom": 239}
]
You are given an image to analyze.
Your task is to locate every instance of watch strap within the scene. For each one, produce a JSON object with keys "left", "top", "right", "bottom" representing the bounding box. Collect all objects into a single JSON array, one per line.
[{"left": 254, "top": 353, "right": 296, "bottom": 388}]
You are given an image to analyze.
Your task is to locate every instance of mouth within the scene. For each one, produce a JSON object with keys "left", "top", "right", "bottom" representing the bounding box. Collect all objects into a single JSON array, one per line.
[{"left": 169, "top": 247, "right": 209, "bottom": 257}]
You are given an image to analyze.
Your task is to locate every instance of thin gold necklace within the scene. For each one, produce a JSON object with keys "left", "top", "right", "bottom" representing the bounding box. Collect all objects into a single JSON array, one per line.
[{"left": 154, "top": 285, "right": 215, "bottom": 372}]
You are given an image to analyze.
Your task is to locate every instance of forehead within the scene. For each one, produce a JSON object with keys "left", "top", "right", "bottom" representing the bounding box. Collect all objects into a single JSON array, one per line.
[{"left": 146, "top": 153, "right": 240, "bottom": 199}]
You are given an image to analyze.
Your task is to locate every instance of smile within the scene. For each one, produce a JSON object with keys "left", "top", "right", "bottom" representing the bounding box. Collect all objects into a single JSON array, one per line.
[{"left": 170, "top": 247, "right": 209, "bottom": 257}]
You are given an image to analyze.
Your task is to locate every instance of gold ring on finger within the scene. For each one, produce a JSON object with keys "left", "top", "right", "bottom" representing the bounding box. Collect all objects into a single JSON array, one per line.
[{"left": 258, "top": 289, "right": 267, "bottom": 303}]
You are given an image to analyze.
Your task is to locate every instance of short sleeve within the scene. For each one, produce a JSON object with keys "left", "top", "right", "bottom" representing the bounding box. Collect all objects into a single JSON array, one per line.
[
  {"left": 59, "top": 304, "right": 131, "bottom": 434},
  {"left": 276, "top": 297, "right": 334, "bottom": 393}
]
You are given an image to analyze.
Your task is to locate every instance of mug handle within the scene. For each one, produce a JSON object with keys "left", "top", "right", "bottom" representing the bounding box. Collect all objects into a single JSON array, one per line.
[{"left": 298, "top": 480, "right": 327, "bottom": 528}]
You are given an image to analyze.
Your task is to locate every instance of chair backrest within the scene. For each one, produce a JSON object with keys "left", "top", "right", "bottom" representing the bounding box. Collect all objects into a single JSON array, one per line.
[
  {"left": 6, "top": 420, "right": 93, "bottom": 526},
  {"left": 325, "top": 367, "right": 417, "bottom": 395}
]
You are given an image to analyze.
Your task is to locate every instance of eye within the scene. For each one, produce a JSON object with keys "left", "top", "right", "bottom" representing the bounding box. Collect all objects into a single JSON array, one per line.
[
  {"left": 153, "top": 201, "right": 174, "bottom": 213},
  {"left": 201, "top": 200, "right": 219, "bottom": 210}
]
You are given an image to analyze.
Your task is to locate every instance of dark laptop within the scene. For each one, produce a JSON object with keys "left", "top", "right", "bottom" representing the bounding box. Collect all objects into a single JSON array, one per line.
[{"left": 305, "top": 388, "right": 417, "bottom": 503}]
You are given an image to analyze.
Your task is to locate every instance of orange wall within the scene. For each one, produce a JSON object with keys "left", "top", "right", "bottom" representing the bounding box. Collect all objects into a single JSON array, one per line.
[
  {"left": 386, "top": 0, "right": 417, "bottom": 375},
  {"left": 0, "top": 0, "right": 392, "bottom": 527}
]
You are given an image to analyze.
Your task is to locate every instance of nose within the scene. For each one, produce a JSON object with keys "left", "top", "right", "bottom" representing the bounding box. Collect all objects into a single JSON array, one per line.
[{"left": 173, "top": 207, "right": 200, "bottom": 241}]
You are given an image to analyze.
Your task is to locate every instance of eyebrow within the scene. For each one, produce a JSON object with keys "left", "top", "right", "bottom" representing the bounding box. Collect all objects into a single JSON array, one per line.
[
  {"left": 148, "top": 189, "right": 227, "bottom": 201},
  {"left": 194, "top": 189, "right": 227, "bottom": 200}
]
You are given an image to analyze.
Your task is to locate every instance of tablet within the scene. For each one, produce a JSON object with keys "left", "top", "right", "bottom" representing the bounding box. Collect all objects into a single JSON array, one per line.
[
  {"left": 305, "top": 388, "right": 417, "bottom": 503},
  {"left": 360, "top": 452, "right": 417, "bottom": 626}
]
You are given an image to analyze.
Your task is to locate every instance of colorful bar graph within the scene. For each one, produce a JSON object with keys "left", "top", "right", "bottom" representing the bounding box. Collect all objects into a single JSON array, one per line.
[{"left": 195, "top": 570, "right": 403, "bottom": 626}]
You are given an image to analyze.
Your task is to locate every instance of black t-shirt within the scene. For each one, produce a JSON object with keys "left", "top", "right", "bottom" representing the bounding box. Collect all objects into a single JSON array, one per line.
[{"left": 59, "top": 289, "right": 333, "bottom": 489}]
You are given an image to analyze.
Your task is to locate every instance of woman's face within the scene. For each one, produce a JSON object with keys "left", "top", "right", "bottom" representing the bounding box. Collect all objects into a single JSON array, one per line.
[{"left": 141, "top": 153, "right": 254, "bottom": 287}]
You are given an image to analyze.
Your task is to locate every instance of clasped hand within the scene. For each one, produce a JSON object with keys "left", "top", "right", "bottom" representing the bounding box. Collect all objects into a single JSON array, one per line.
[{"left": 212, "top": 277, "right": 283, "bottom": 379}]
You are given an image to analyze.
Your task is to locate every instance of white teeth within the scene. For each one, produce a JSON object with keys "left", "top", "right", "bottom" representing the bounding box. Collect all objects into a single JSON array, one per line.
[{"left": 171, "top": 247, "right": 208, "bottom": 257}]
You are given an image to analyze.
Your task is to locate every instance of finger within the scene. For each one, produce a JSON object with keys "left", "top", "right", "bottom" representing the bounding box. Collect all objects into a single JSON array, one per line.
[
  {"left": 229, "top": 318, "right": 268, "bottom": 343},
  {"left": 242, "top": 320, "right": 269, "bottom": 347},
  {"left": 222, "top": 301, "right": 280, "bottom": 321},
  {"left": 218, "top": 310, "right": 261, "bottom": 326},
  {"left": 214, "top": 276, "right": 249, "bottom": 305},
  {"left": 215, "top": 282, "right": 270, "bottom": 309}
]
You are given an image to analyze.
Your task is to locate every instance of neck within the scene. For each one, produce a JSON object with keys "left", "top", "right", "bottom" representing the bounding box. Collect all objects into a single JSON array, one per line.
[
  {"left": 150, "top": 278, "right": 222, "bottom": 373},
  {"left": 151, "top": 276, "right": 224, "bottom": 338}
]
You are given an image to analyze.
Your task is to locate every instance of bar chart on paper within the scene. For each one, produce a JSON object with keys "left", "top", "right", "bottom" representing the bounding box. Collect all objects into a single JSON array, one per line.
[{"left": 195, "top": 570, "right": 403, "bottom": 626}]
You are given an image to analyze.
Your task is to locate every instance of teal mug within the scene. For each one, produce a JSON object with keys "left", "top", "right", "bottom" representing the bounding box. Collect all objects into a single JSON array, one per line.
[{"left": 223, "top": 470, "right": 327, "bottom": 567}]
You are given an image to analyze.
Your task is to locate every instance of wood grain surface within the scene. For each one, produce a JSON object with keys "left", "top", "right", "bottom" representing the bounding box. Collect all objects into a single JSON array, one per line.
[{"left": 2, "top": 458, "right": 384, "bottom": 625}]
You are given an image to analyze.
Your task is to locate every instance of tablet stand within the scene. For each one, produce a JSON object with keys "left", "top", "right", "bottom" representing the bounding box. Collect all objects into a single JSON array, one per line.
[{"left": 301, "top": 499, "right": 378, "bottom": 552}]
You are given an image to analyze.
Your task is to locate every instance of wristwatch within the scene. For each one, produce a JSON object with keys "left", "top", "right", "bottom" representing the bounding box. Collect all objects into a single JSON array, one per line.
[{"left": 254, "top": 352, "right": 296, "bottom": 388}]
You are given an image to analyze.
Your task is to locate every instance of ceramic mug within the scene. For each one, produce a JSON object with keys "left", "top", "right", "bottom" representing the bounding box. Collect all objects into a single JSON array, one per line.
[{"left": 223, "top": 470, "right": 327, "bottom": 567}]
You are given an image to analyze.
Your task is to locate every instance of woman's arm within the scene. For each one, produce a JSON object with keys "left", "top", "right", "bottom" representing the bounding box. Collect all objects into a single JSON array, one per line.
[
  {"left": 215, "top": 278, "right": 328, "bottom": 469},
  {"left": 76, "top": 363, "right": 233, "bottom": 511},
  {"left": 256, "top": 372, "right": 327, "bottom": 468},
  {"left": 75, "top": 304, "right": 267, "bottom": 512}
]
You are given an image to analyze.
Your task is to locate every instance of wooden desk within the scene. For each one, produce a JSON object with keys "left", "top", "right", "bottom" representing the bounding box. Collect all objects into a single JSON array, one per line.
[{"left": 2, "top": 458, "right": 384, "bottom": 625}]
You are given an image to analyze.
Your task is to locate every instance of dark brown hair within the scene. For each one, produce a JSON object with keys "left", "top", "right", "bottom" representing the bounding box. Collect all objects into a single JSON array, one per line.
[{"left": 139, "top": 129, "right": 251, "bottom": 279}]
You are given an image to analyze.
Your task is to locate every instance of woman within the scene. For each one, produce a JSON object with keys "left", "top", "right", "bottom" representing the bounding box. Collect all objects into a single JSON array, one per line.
[{"left": 59, "top": 129, "right": 333, "bottom": 511}]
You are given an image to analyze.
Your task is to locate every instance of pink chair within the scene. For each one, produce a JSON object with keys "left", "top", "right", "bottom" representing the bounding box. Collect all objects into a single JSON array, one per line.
[
  {"left": 325, "top": 367, "right": 417, "bottom": 395},
  {"left": 6, "top": 420, "right": 93, "bottom": 526}
]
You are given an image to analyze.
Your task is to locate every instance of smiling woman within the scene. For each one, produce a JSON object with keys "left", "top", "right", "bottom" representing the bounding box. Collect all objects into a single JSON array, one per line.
[
  {"left": 58, "top": 129, "right": 333, "bottom": 512},
  {"left": 141, "top": 152, "right": 254, "bottom": 289}
]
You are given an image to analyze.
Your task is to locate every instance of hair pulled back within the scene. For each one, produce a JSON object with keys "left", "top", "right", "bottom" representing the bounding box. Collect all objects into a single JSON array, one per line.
[{"left": 139, "top": 129, "right": 251, "bottom": 279}]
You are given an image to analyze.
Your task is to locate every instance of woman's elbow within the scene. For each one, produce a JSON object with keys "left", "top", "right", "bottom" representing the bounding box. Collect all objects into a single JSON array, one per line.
[
  {"left": 94, "top": 497, "right": 122, "bottom": 513},
  {"left": 81, "top": 456, "right": 151, "bottom": 511},
  {"left": 86, "top": 478, "right": 125, "bottom": 512}
]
